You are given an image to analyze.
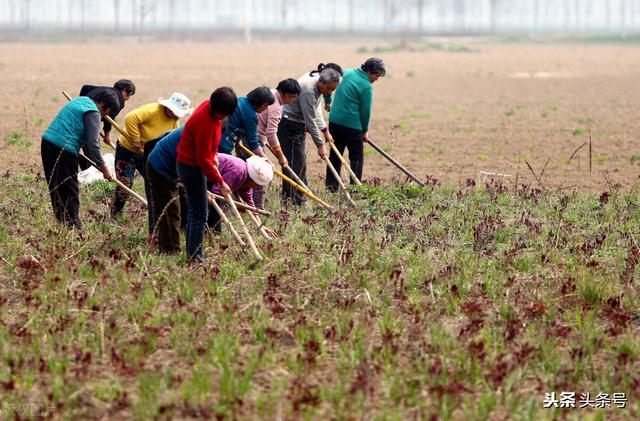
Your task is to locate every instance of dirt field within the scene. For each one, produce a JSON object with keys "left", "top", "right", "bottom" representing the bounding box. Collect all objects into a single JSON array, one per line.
[
  {"left": 2, "top": 37, "right": 640, "bottom": 419},
  {"left": 1, "top": 38, "right": 640, "bottom": 190}
]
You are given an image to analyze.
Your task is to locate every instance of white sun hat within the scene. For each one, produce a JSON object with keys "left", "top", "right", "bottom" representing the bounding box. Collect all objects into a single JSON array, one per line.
[
  {"left": 246, "top": 155, "right": 274, "bottom": 187},
  {"left": 158, "top": 92, "right": 193, "bottom": 118}
]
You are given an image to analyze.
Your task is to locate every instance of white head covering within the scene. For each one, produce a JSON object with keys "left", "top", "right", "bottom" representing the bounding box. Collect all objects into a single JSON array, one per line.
[
  {"left": 246, "top": 156, "right": 274, "bottom": 186},
  {"left": 158, "top": 92, "right": 193, "bottom": 118}
]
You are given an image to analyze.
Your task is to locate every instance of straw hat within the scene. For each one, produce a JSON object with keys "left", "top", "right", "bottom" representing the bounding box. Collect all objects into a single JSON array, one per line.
[
  {"left": 158, "top": 92, "right": 193, "bottom": 118},
  {"left": 246, "top": 156, "right": 274, "bottom": 186}
]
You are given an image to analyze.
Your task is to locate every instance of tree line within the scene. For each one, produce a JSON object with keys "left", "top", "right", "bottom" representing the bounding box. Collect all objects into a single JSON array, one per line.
[{"left": 1, "top": 0, "right": 638, "bottom": 34}]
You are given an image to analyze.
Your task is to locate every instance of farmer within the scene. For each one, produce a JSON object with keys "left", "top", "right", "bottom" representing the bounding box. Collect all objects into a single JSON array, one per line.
[
  {"left": 299, "top": 63, "right": 343, "bottom": 112},
  {"left": 207, "top": 154, "right": 274, "bottom": 235},
  {"left": 278, "top": 67, "right": 341, "bottom": 206},
  {"left": 176, "top": 87, "right": 238, "bottom": 264},
  {"left": 145, "top": 126, "right": 189, "bottom": 253},
  {"left": 40, "top": 90, "right": 118, "bottom": 229},
  {"left": 79, "top": 79, "right": 136, "bottom": 146},
  {"left": 253, "top": 78, "right": 301, "bottom": 209},
  {"left": 218, "top": 86, "right": 275, "bottom": 158},
  {"left": 110, "top": 92, "right": 192, "bottom": 233},
  {"left": 326, "top": 58, "right": 386, "bottom": 192}
]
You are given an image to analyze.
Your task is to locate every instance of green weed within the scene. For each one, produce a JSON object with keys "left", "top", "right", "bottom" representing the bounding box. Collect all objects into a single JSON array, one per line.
[{"left": 0, "top": 172, "right": 638, "bottom": 419}]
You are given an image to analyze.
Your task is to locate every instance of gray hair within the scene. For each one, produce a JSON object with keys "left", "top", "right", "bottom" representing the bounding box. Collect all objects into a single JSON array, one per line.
[
  {"left": 318, "top": 68, "right": 341, "bottom": 84},
  {"left": 361, "top": 57, "right": 386, "bottom": 77}
]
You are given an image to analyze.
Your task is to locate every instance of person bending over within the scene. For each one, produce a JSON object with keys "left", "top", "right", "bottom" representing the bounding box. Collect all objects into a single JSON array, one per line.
[
  {"left": 80, "top": 79, "right": 136, "bottom": 146},
  {"left": 326, "top": 58, "right": 386, "bottom": 192},
  {"left": 41, "top": 90, "right": 118, "bottom": 228},
  {"left": 176, "top": 87, "right": 238, "bottom": 264},
  {"left": 110, "top": 92, "right": 192, "bottom": 233}
]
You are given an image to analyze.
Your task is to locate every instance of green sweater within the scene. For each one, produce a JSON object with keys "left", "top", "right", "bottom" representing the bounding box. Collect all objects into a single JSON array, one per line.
[{"left": 329, "top": 68, "right": 373, "bottom": 132}]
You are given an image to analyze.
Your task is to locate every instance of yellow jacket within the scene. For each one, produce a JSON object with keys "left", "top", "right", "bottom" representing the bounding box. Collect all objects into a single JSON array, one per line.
[{"left": 119, "top": 103, "right": 179, "bottom": 153}]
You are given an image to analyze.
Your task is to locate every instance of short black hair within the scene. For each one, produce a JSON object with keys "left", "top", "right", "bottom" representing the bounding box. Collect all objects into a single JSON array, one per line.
[
  {"left": 361, "top": 58, "right": 386, "bottom": 77},
  {"left": 210, "top": 87, "right": 237, "bottom": 117},
  {"left": 246, "top": 86, "right": 275, "bottom": 110},
  {"left": 114, "top": 79, "right": 136, "bottom": 95},
  {"left": 93, "top": 89, "right": 119, "bottom": 113},
  {"left": 276, "top": 78, "right": 301, "bottom": 95},
  {"left": 310, "top": 62, "right": 343, "bottom": 77}
]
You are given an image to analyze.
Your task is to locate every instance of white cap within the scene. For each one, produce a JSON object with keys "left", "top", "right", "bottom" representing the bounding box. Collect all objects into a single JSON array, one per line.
[
  {"left": 246, "top": 156, "right": 274, "bottom": 186},
  {"left": 158, "top": 92, "right": 193, "bottom": 118}
]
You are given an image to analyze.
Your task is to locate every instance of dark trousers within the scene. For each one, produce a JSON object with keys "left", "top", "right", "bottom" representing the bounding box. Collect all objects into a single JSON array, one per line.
[
  {"left": 207, "top": 201, "right": 222, "bottom": 234},
  {"left": 41, "top": 138, "right": 82, "bottom": 229},
  {"left": 177, "top": 163, "right": 208, "bottom": 263},
  {"left": 142, "top": 138, "right": 161, "bottom": 234},
  {"left": 326, "top": 122, "right": 364, "bottom": 192},
  {"left": 110, "top": 142, "right": 153, "bottom": 232},
  {"left": 278, "top": 118, "right": 307, "bottom": 206},
  {"left": 146, "top": 161, "right": 181, "bottom": 254}
]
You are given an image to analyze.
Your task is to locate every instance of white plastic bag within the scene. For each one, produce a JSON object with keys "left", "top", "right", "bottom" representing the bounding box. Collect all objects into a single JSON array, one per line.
[{"left": 78, "top": 153, "right": 115, "bottom": 184}]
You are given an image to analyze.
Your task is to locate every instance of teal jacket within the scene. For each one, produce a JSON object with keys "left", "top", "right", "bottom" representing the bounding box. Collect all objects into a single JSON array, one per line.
[
  {"left": 43, "top": 97, "right": 99, "bottom": 156},
  {"left": 329, "top": 68, "right": 373, "bottom": 132},
  {"left": 219, "top": 97, "right": 260, "bottom": 154}
]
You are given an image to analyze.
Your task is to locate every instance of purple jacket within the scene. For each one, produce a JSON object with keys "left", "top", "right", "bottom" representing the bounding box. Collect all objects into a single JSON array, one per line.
[{"left": 210, "top": 153, "right": 255, "bottom": 207}]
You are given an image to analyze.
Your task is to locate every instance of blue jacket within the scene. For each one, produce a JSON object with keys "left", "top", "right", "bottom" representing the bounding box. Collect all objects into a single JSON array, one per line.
[
  {"left": 42, "top": 97, "right": 99, "bottom": 156},
  {"left": 148, "top": 125, "right": 184, "bottom": 181},
  {"left": 218, "top": 97, "right": 260, "bottom": 154}
]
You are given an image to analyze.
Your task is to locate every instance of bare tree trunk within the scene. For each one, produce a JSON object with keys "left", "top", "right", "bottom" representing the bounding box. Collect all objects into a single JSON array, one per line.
[
  {"left": 584, "top": 0, "right": 594, "bottom": 31},
  {"left": 57, "top": 0, "right": 62, "bottom": 24},
  {"left": 453, "top": 0, "right": 465, "bottom": 33},
  {"left": 331, "top": 0, "right": 337, "bottom": 31},
  {"left": 281, "top": 0, "right": 288, "bottom": 28},
  {"left": 151, "top": 1, "right": 158, "bottom": 27},
  {"left": 168, "top": 0, "right": 175, "bottom": 31},
  {"left": 242, "top": 0, "right": 252, "bottom": 43},
  {"left": 436, "top": 0, "right": 447, "bottom": 33},
  {"left": 68, "top": 0, "right": 74, "bottom": 29},
  {"left": 416, "top": 0, "right": 425, "bottom": 34},
  {"left": 563, "top": 0, "right": 571, "bottom": 29},
  {"left": 621, "top": 0, "right": 627, "bottom": 36},
  {"left": 80, "top": 0, "right": 86, "bottom": 32},
  {"left": 139, "top": 0, "right": 158, "bottom": 31},
  {"left": 382, "top": 0, "right": 400, "bottom": 33},
  {"left": 131, "top": 0, "right": 138, "bottom": 30},
  {"left": 113, "top": 0, "right": 120, "bottom": 30},
  {"left": 489, "top": 0, "right": 499, "bottom": 33},
  {"left": 605, "top": 0, "right": 611, "bottom": 29},
  {"left": 8, "top": 0, "right": 17, "bottom": 26},
  {"left": 23, "top": 0, "right": 31, "bottom": 30},
  {"left": 140, "top": 0, "right": 146, "bottom": 30},
  {"left": 630, "top": 0, "right": 635, "bottom": 35},
  {"left": 348, "top": 0, "right": 355, "bottom": 33}
]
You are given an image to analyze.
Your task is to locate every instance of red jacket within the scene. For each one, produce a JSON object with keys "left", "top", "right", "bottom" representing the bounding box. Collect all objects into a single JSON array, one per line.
[{"left": 176, "top": 100, "right": 224, "bottom": 184}]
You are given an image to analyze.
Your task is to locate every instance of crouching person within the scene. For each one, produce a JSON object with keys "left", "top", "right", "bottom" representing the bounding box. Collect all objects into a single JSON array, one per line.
[
  {"left": 207, "top": 154, "right": 274, "bottom": 234},
  {"left": 110, "top": 92, "right": 192, "bottom": 232},
  {"left": 41, "top": 90, "right": 118, "bottom": 228},
  {"left": 177, "top": 88, "right": 238, "bottom": 264},
  {"left": 253, "top": 78, "right": 301, "bottom": 209}
]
